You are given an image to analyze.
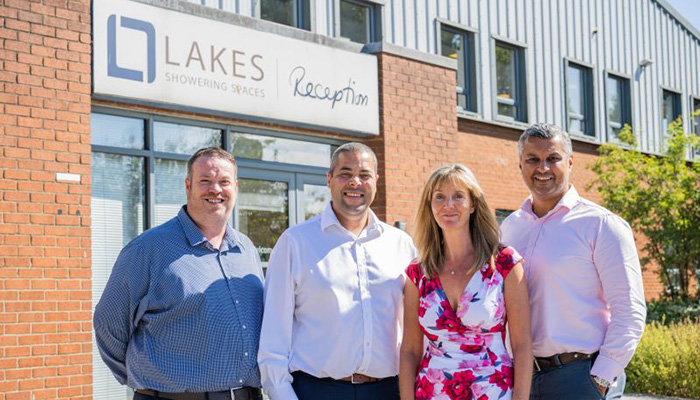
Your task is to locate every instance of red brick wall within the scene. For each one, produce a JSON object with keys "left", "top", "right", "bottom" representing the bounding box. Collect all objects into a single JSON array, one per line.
[
  {"left": 0, "top": 1, "right": 93, "bottom": 399},
  {"left": 368, "top": 52, "right": 460, "bottom": 228}
]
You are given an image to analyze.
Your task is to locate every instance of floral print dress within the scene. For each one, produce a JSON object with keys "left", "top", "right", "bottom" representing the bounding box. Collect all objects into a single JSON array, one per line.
[{"left": 405, "top": 246, "right": 522, "bottom": 400}]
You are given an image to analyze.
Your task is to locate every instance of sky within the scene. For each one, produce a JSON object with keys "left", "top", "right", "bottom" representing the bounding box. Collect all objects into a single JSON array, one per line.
[{"left": 665, "top": 0, "right": 700, "bottom": 32}]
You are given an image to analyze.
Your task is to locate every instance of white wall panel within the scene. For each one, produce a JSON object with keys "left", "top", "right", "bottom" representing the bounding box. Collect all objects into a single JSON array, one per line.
[{"left": 177, "top": 0, "right": 700, "bottom": 153}]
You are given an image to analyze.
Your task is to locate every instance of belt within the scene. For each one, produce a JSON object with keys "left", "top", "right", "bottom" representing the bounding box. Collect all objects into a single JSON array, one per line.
[
  {"left": 135, "top": 387, "right": 261, "bottom": 400},
  {"left": 533, "top": 352, "right": 597, "bottom": 372},
  {"left": 293, "top": 371, "right": 385, "bottom": 385},
  {"left": 339, "top": 373, "right": 383, "bottom": 384}
]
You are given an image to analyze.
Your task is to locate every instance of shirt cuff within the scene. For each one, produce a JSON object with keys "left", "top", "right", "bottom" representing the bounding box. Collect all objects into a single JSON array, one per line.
[
  {"left": 590, "top": 353, "right": 624, "bottom": 384},
  {"left": 265, "top": 382, "right": 299, "bottom": 400}
]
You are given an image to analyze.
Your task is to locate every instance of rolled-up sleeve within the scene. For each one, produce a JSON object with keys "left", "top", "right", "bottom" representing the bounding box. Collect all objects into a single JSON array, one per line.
[
  {"left": 93, "top": 242, "right": 150, "bottom": 385},
  {"left": 258, "top": 233, "right": 299, "bottom": 400},
  {"left": 591, "top": 215, "right": 647, "bottom": 383}
]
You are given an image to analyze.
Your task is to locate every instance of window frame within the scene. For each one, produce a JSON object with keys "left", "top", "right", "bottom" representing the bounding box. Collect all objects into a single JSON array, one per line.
[
  {"left": 437, "top": 19, "right": 479, "bottom": 115},
  {"left": 335, "top": 0, "right": 383, "bottom": 44},
  {"left": 257, "top": 0, "right": 313, "bottom": 31},
  {"left": 690, "top": 95, "right": 700, "bottom": 156},
  {"left": 563, "top": 58, "right": 596, "bottom": 138},
  {"left": 603, "top": 70, "right": 633, "bottom": 142},
  {"left": 492, "top": 37, "right": 528, "bottom": 124}
]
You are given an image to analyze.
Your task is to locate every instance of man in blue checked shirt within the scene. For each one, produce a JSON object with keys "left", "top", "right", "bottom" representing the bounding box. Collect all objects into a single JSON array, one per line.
[{"left": 94, "top": 147, "right": 264, "bottom": 400}]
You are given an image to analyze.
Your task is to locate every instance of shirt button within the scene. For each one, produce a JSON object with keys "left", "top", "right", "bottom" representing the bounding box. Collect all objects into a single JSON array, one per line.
[
  {"left": 242, "top": 325, "right": 247, "bottom": 329},
  {"left": 244, "top": 352, "right": 249, "bottom": 356},
  {"left": 239, "top": 379, "right": 243, "bottom": 384},
  {"left": 365, "top": 342, "right": 370, "bottom": 346},
  {"left": 235, "top": 300, "right": 239, "bottom": 304}
]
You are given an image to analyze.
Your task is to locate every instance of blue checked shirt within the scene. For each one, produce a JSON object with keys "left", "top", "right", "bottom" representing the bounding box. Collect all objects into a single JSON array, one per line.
[{"left": 94, "top": 206, "right": 264, "bottom": 392}]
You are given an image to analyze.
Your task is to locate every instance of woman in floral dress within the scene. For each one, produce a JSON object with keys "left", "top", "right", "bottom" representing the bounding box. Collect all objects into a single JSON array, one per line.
[{"left": 399, "top": 164, "right": 532, "bottom": 400}]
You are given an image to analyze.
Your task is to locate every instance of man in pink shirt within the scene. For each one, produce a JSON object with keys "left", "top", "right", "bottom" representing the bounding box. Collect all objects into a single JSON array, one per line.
[{"left": 501, "top": 123, "right": 646, "bottom": 400}]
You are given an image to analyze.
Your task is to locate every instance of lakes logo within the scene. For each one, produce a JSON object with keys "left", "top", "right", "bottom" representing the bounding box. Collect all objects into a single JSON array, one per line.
[{"left": 107, "top": 15, "right": 156, "bottom": 83}]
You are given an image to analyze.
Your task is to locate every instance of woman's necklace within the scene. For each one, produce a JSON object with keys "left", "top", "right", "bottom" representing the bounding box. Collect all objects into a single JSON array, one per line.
[{"left": 445, "top": 253, "right": 474, "bottom": 275}]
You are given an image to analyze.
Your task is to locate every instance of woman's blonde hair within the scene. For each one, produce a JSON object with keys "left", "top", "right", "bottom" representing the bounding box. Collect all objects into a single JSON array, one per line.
[{"left": 413, "top": 164, "right": 501, "bottom": 279}]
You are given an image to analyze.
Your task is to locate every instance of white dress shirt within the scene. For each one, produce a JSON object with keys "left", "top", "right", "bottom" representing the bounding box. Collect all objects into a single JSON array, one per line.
[
  {"left": 258, "top": 203, "right": 417, "bottom": 400},
  {"left": 501, "top": 186, "right": 646, "bottom": 384}
]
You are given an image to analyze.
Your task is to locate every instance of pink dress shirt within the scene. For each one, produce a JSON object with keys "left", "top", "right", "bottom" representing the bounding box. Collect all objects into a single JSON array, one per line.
[{"left": 500, "top": 186, "right": 646, "bottom": 384}]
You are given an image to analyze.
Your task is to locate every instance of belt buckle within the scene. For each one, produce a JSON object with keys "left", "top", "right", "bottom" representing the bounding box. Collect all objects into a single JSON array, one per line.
[
  {"left": 533, "top": 358, "right": 541, "bottom": 372},
  {"left": 350, "top": 374, "right": 362, "bottom": 385},
  {"left": 229, "top": 386, "right": 243, "bottom": 400}
]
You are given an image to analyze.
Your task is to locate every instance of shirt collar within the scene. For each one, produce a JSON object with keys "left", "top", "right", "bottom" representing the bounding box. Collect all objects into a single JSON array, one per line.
[
  {"left": 178, "top": 206, "right": 244, "bottom": 251},
  {"left": 320, "top": 202, "right": 384, "bottom": 236},
  {"left": 521, "top": 185, "right": 581, "bottom": 218}
]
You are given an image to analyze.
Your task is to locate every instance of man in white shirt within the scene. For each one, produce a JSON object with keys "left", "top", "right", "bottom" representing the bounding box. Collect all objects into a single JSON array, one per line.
[
  {"left": 258, "top": 142, "right": 417, "bottom": 400},
  {"left": 501, "top": 124, "right": 646, "bottom": 400}
]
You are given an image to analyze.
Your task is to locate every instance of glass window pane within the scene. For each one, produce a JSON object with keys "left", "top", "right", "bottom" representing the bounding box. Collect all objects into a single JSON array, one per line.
[
  {"left": 153, "top": 122, "right": 221, "bottom": 154},
  {"left": 496, "top": 45, "right": 516, "bottom": 103},
  {"left": 441, "top": 27, "right": 467, "bottom": 109},
  {"left": 91, "top": 113, "right": 145, "bottom": 149},
  {"left": 303, "top": 183, "right": 331, "bottom": 221},
  {"left": 261, "top": 0, "right": 294, "bottom": 26},
  {"left": 498, "top": 103, "right": 516, "bottom": 119},
  {"left": 694, "top": 99, "right": 700, "bottom": 135},
  {"left": 567, "top": 65, "right": 583, "bottom": 116},
  {"left": 340, "top": 0, "right": 371, "bottom": 44},
  {"left": 662, "top": 91, "right": 680, "bottom": 132},
  {"left": 607, "top": 76, "right": 621, "bottom": 124},
  {"left": 237, "top": 179, "right": 289, "bottom": 264},
  {"left": 231, "top": 133, "right": 332, "bottom": 168},
  {"left": 91, "top": 152, "right": 144, "bottom": 400},
  {"left": 155, "top": 159, "right": 187, "bottom": 226}
]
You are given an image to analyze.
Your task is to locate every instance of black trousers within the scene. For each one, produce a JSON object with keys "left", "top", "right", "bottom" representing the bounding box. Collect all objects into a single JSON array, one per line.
[{"left": 291, "top": 371, "right": 399, "bottom": 400}]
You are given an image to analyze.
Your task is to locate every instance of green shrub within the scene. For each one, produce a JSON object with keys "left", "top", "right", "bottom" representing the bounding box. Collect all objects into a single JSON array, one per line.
[
  {"left": 626, "top": 320, "right": 700, "bottom": 398},
  {"left": 646, "top": 296, "right": 700, "bottom": 325}
]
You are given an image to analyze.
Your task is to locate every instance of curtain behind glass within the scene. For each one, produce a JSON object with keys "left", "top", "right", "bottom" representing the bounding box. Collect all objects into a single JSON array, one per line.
[{"left": 91, "top": 153, "right": 145, "bottom": 400}]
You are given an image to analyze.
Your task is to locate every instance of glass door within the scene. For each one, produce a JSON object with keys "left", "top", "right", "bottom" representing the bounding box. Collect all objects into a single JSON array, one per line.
[
  {"left": 235, "top": 169, "right": 295, "bottom": 266},
  {"left": 296, "top": 173, "right": 331, "bottom": 222}
]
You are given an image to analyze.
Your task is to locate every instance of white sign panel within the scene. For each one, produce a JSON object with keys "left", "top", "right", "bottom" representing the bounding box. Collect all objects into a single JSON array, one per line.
[{"left": 93, "top": 0, "right": 379, "bottom": 135}]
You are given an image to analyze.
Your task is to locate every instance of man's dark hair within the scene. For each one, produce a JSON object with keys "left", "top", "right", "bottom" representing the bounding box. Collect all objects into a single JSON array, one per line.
[{"left": 329, "top": 142, "right": 378, "bottom": 175}]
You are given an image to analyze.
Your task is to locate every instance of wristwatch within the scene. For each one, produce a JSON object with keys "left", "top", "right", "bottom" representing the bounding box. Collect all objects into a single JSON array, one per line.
[{"left": 591, "top": 375, "right": 611, "bottom": 389}]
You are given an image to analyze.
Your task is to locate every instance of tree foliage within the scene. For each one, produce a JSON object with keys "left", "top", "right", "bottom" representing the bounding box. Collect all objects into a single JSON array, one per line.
[{"left": 587, "top": 114, "right": 700, "bottom": 299}]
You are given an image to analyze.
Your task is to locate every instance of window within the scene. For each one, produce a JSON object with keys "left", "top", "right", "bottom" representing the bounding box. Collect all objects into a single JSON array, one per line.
[
  {"left": 605, "top": 73, "right": 632, "bottom": 140},
  {"left": 91, "top": 111, "right": 336, "bottom": 398},
  {"left": 662, "top": 89, "right": 682, "bottom": 135},
  {"left": 566, "top": 61, "right": 594, "bottom": 137},
  {"left": 440, "top": 25, "right": 477, "bottom": 113},
  {"left": 495, "top": 209, "right": 514, "bottom": 225},
  {"left": 495, "top": 41, "right": 527, "bottom": 122},
  {"left": 338, "top": 0, "right": 381, "bottom": 44},
  {"left": 694, "top": 98, "right": 700, "bottom": 135},
  {"left": 260, "top": 0, "right": 310, "bottom": 30}
]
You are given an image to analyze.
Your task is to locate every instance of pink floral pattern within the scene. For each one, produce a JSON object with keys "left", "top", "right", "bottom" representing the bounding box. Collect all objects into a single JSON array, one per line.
[{"left": 406, "top": 246, "right": 522, "bottom": 400}]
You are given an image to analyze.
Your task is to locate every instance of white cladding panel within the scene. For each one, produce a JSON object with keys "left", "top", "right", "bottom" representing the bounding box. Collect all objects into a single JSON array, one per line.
[{"left": 181, "top": 0, "right": 700, "bottom": 153}]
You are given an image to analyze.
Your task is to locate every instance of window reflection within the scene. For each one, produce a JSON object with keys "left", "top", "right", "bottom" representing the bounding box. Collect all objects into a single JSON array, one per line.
[
  {"left": 237, "top": 179, "right": 289, "bottom": 264},
  {"left": 155, "top": 159, "right": 187, "bottom": 225},
  {"left": 154, "top": 122, "right": 221, "bottom": 154},
  {"left": 92, "top": 114, "right": 144, "bottom": 149},
  {"left": 340, "top": 0, "right": 371, "bottom": 44},
  {"left": 303, "top": 184, "right": 331, "bottom": 221},
  {"left": 231, "top": 133, "right": 332, "bottom": 168}
]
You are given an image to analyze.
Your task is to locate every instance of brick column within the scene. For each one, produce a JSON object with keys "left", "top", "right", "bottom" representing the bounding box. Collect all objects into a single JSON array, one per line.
[
  {"left": 1, "top": 1, "right": 93, "bottom": 399},
  {"left": 367, "top": 52, "right": 459, "bottom": 231}
]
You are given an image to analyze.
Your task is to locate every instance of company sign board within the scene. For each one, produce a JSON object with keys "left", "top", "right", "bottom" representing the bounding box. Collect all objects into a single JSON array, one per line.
[{"left": 93, "top": 0, "right": 379, "bottom": 135}]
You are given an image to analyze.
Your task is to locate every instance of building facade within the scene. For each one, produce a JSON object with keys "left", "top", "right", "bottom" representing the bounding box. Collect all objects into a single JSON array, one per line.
[{"left": 1, "top": 0, "right": 699, "bottom": 398}]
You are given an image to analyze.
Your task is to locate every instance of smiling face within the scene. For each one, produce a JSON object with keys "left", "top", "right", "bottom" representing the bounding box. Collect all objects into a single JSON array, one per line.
[
  {"left": 519, "top": 135, "right": 573, "bottom": 216},
  {"left": 430, "top": 179, "right": 474, "bottom": 233},
  {"left": 327, "top": 150, "right": 378, "bottom": 227},
  {"left": 185, "top": 156, "right": 237, "bottom": 230}
]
